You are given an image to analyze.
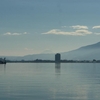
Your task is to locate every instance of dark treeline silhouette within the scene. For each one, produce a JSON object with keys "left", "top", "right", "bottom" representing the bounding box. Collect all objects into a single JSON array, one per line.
[
  {"left": 4, "top": 53, "right": 100, "bottom": 63},
  {"left": 6, "top": 59, "right": 100, "bottom": 63}
]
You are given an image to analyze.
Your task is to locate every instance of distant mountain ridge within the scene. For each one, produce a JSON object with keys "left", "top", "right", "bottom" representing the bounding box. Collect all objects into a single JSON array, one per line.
[
  {"left": 1, "top": 42, "right": 100, "bottom": 61},
  {"left": 79, "top": 42, "right": 100, "bottom": 50},
  {"left": 61, "top": 42, "right": 100, "bottom": 60}
]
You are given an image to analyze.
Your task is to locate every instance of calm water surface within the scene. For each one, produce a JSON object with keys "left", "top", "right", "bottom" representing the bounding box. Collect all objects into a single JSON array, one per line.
[{"left": 0, "top": 63, "right": 100, "bottom": 100}]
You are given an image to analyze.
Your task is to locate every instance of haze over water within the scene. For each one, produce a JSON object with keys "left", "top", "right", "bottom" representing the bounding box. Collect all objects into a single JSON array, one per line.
[{"left": 0, "top": 63, "right": 100, "bottom": 100}]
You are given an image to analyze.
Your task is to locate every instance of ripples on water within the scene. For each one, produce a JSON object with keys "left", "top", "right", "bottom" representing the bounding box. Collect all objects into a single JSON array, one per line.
[{"left": 0, "top": 63, "right": 100, "bottom": 100}]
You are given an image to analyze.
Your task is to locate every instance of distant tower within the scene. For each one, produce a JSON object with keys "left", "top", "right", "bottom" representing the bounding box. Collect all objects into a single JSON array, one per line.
[{"left": 55, "top": 53, "right": 61, "bottom": 63}]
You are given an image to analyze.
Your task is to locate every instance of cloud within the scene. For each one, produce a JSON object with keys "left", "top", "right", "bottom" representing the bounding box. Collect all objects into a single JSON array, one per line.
[
  {"left": 71, "top": 25, "right": 88, "bottom": 30},
  {"left": 94, "top": 33, "right": 100, "bottom": 35},
  {"left": 93, "top": 26, "right": 100, "bottom": 29},
  {"left": 24, "top": 48, "right": 33, "bottom": 51},
  {"left": 42, "top": 29, "right": 92, "bottom": 36},
  {"left": 4, "top": 32, "right": 21, "bottom": 36},
  {"left": 41, "top": 49, "right": 53, "bottom": 54},
  {"left": 61, "top": 26, "right": 67, "bottom": 28},
  {"left": 4, "top": 32, "right": 29, "bottom": 36},
  {"left": 23, "top": 32, "right": 28, "bottom": 34}
]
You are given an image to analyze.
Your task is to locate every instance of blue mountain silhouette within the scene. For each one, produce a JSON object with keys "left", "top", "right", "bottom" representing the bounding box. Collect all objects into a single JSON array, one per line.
[
  {"left": 1, "top": 42, "right": 100, "bottom": 60},
  {"left": 61, "top": 42, "right": 100, "bottom": 60}
]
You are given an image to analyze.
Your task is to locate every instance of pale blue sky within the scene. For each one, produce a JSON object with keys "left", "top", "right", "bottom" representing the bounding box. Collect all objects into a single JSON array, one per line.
[{"left": 0, "top": 0, "right": 100, "bottom": 56}]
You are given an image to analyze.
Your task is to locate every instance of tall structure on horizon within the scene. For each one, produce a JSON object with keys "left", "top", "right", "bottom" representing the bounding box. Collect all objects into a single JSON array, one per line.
[{"left": 55, "top": 53, "right": 61, "bottom": 63}]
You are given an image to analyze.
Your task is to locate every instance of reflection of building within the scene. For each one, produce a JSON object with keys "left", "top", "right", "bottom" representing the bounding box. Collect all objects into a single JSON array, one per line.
[
  {"left": 55, "top": 63, "right": 61, "bottom": 75},
  {"left": 55, "top": 53, "right": 61, "bottom": 63}
]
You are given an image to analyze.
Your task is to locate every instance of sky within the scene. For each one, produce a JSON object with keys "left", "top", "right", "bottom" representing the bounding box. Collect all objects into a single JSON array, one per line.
[{"left": 1, "top": 0, "right": 100, "bottom": 56}]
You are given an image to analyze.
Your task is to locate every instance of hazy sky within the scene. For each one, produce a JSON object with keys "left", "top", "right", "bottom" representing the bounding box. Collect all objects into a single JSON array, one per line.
[{"left": 1, "top": 0, "right": 100, "bottom": 56}]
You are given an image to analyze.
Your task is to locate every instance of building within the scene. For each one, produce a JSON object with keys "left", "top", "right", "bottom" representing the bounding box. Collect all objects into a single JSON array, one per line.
[{"left": 55, "top": 53, "right": 61, "bottom": 63}]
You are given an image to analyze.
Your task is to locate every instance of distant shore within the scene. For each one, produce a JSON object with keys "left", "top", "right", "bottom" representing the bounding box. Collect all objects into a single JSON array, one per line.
[{"left": 6, "top": 60, "right": 100, "bottom": 63}]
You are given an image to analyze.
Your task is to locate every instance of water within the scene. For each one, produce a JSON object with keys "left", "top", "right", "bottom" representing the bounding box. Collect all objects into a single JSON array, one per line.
[{"left": 0, "top": 63, "right": 100, "bottom": 100}]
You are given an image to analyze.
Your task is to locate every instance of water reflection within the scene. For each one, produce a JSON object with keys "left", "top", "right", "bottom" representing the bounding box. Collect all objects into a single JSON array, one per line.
[
  {"left": 55, "top": 63, "right": 61, "bottom": 75},
  {"left": 0, "top": 64, "right": 6, "bottom": 73},
  {"left": 1, "top": 63, "right": 100, "bottom": 100},
  {"left": 53, "top": 63, "right": 100, "bottom": 100},
  {"left": 4, "top": 64, "right": 6, "bottom": 73}
]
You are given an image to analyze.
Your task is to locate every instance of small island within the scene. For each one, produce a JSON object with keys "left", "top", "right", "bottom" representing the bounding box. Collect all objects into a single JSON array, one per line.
[{"left": 0, "top": 58, "right": 6, "bottom": 64}]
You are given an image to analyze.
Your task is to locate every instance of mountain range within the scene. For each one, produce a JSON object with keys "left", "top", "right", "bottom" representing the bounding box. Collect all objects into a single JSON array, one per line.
[
  {"left": 61, "top": 42, "right": 100, "bottom": 60},
  {"left": 1, "top": 42, "right": 100, "bottom": 61}
]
